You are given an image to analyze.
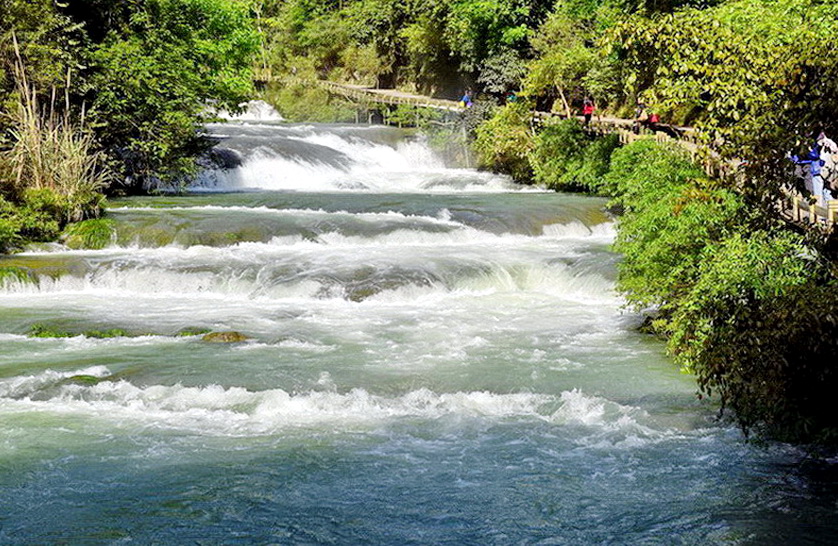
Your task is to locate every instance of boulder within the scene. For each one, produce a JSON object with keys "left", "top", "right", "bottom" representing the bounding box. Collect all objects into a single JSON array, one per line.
[{"left": 202, "top": 331, "right": 249, "bottom": 343}]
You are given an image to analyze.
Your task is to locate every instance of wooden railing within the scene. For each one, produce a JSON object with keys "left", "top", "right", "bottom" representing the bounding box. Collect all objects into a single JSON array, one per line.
[
  {"left": 318, "top": 81, "right": 464, "bottom": 112},
  {"left": 254, "top": 71, "right": 837, "bottom": 228}
]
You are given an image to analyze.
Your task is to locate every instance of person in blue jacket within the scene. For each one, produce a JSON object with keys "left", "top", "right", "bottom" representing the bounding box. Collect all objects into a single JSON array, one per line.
[{"left": 791, "top": 142, "right": 830, "bottom": 205}]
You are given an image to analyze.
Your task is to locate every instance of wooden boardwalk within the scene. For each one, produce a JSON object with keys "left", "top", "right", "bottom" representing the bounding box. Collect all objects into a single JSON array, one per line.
[{"left": 255, "top": 73, "right": 837, "bottom": 228}]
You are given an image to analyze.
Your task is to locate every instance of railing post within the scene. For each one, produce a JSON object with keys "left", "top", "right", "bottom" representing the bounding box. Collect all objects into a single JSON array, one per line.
[{"left": 829, "top": 200, "right": 838, "bottom": 225}]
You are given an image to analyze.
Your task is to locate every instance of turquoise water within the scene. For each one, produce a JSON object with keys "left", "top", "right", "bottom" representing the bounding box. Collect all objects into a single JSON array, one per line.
[{"left": 0, "top": 123, "right": 836, "bottom": 544}]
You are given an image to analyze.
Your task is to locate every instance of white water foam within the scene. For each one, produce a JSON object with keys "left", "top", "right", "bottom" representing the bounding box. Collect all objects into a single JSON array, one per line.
[
  {"left": 0, "top": 368, "right": 680, "bottom": 442},
  {"left": 108, "top": 205, "right": 467, "bottom": 230},
  {"left": 1, "top": 237, "right": 616, "bottom": 305},
  {"left": 542, "top": 221, "right": 617, "bottom": 241},
  {"left": 213, "top": 100, "right": 284, "bottom": 122},
  {"left": 193, "top": 127, "right": 519, "bottom": 193}
]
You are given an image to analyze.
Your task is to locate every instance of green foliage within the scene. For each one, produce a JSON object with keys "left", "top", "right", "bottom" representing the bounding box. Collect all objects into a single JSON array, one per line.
[
  {"left": 62, "top": 218, "right": 116, "bottom": 250},
  {"left": 262, "top": 79, "right": 356, "bottom": 123},
  {"left": 0, "top": 188, "right": 96, "bottom": 252},
  {"left": 3, "top": 49, "right": 110, "bottom": 221},
  {"left": 473, "top": 102, "right": 534, "bottom": 181},
  {"left": 667, "top": 231, "right": 838, "bottom": 441},
  {"left": 443, "top": 0, "right": 531, "bottom": 74},
  {"left": 385, "top": 105, "right": 444, "bottom": 128},
  {"left": 1, "top": 0, "right": 257, "bottom": 247},
  {"left": 523, "top": 9, "right": 598, "bottom": 114},
  {"left": 0, "top": 265, "right": 34, "bottom": 286},
  {"left": 29, "top": 323, "right": 74, "bottom": 338},
  {"left": 85, "top": 328, "right": 130, "bottom": 338},
  {"left": 578, "top": 132, "right": 620, "bottom": 192},
  {"left": 86, "top": 0, "right": 259, "bottom": 191},
  {"left": 608, "top": 140, "right": 744, "bottom": 315},
  {"left": 599, "top": 138, "right": 838, "bottom": 442},
  {"left": 400, "top": 8, "right": 460, "bottom": 93},
  {"left": 530, "top": 124, "right": 619, "bottom": 194},
  {"left": 260, "top": 0, "right": 550, "bottom": 96},
  {"left": 64, "top": 375, "right": 104, "bottom": 385},
  {"left": 0, "top": 0, "right": 84, "bottom": 120},
  {"left": 477, "top": 49, "right": 527, "bottom": 96},
  {"left": 0, "top": 197, "right": 24, "bottom": 252},
  {"left": 606, "top": 0, "right": 838, "bottom": 192}
]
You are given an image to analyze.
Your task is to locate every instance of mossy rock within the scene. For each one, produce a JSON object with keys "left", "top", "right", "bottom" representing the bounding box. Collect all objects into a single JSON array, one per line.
[
  {"left": 0, "top": 266, "right": 35, "bottom": 286},
  {"left": 29, "top": 323, "right": 73, "bottom": 338},
  {"left": 202, "top": 331, "right": 249, "bottom": 343},
  {"left": 29, "top": 323, "right": 129, "bottom": 338},
  {"left": 64, "top": 374, "right": 105, "bottom": 385},
  {"left": 85, "top": 328, "right": 129, "bottom": 338},
  {"left": 62, "top": 219, "right": 116, "bottom": 250},
  {"left": 176, "top": 327, "right": 213, "bottom": 337}
]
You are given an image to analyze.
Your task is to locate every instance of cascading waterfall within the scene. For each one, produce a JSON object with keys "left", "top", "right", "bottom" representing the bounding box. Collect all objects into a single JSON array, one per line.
[
  {"left": 196, "top": 123, "right": 516, "bottom": 192},
  {"left": 0, "top": 122, "right": 835, "bottom": 544}
]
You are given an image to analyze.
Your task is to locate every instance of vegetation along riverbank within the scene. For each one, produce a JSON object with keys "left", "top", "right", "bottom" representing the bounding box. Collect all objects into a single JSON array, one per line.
[{"left": 4, "top": 0, "right": 838, "bottom": 443}]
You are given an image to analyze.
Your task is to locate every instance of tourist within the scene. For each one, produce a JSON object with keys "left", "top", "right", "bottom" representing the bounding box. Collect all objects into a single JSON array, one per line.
[
  {"left": 582, "top": 98, "right": 595, "bottom": 126},
  {"left": 818, "top": 131, "right": 838, "bottom": 200},
  {"left": 791, "top": 140, "right": 829, "bottom": 205},
  {"left": 648, "top": 111, "right": 660, "bottom": 130},
  {"left": 460, "top": 90, "right": 473, "bottom": 108},
  {"left": 633, "top": 102, "right": 648, "bottom": 133}
]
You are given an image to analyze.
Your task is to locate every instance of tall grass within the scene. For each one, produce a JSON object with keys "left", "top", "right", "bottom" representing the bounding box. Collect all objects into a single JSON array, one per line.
[{"left": 2, "top": 33, "right": 109, "bottom": 222}]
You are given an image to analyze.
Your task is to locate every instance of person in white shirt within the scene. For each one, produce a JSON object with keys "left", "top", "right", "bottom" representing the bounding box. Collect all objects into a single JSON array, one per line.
[{"left": 817, "top": 131, "right": 838, "bottom": 202}]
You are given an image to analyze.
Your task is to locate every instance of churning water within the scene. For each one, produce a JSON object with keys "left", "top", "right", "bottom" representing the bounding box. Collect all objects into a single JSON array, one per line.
[{"left": 1, "top": 122, "right": 836, "bottom": 544}]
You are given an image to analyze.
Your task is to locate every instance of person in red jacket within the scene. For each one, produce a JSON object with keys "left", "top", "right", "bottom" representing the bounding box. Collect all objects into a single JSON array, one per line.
[{"left": 582, "top": 98, "right": 595, "bottom": 126}]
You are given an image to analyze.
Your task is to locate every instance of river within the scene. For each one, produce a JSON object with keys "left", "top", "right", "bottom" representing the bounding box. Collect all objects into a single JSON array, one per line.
[{"left": 0, "top": 121, "right": 836, "bottom": 543}]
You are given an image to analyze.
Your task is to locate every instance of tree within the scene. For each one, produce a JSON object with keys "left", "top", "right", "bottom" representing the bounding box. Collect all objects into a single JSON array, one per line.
[
  {"left": 668, "top": 231, "right": 838, "bottom": 442},
  {"left": 523, "top": 10, "right": 595, "bottom": 115},
  {"left": 606, "top": 0, "right": 838, "bottom": 183},
  {"left": 84, "top": 0, "right": 259, "bottom": 191},
  {"left": 474, "top": 102, "right": 534, "bottom": 181}
]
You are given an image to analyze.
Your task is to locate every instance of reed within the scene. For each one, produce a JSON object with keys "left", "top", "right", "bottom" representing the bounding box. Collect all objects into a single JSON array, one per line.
[{"left": 2, "top": 33, "right": 109, "bottom": 222}]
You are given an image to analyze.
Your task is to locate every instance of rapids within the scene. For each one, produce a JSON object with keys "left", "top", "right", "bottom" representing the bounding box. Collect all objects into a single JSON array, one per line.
[{"left": 0, "top": 122, "right": 836, "bottom": 544}]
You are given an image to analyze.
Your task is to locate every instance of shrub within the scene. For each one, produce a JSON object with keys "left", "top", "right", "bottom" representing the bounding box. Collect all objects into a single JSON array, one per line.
[
  {"left": 62, "top": 218, "right": 116, "bottom": 249},
  {"left": 0, "top": 197, "right": 24, "bottom": 252},
  {"left": 668, "top": 231, "right": 838, "bottom": 442},
  {"left": 473, "top": 102, "right": 534, "bottom": 181},
  {"left": 608, "top": 140, "right": 744, "bottom": 317},
  {"left": 577, "top": 133, "right": 620, "bottom": 193},
  {"left": 262, "top": 78, "right": 355, "bottom": 123},
  {"left": 4, "top": 40, "right": 109, "bottom": 221},
  {"left": 529, "top": 118, "right": 590, "bottom": 191}
]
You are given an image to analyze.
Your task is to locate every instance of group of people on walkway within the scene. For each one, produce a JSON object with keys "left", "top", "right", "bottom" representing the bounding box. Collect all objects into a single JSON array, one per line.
[{"left": 791, "top": 132, "right": 838, "bottom": 206}]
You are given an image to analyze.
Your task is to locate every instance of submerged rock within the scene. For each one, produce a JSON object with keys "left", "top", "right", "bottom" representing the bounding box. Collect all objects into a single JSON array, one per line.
[
  {"left": 201, "top": 146, "right": 244, "bottom": 170},
  {"left": 202, "top": 331, "right": 249, "bottom": 343},
  {"left": 64, "top": 374, "right": 104, "bottom": 385}
]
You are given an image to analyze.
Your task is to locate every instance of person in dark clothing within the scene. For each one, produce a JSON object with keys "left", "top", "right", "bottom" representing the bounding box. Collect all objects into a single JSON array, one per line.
[{"left": 633, "top": 102, "right": 648, "bottom": 134}]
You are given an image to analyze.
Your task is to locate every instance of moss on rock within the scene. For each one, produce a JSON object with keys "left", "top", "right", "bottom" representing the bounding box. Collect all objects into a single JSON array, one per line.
[
  {"left": 62, "top": 218, "right": 116, "bottom": 250},
  {"left": 202, "top": 331, "right": 249, "bottom": 343}
]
